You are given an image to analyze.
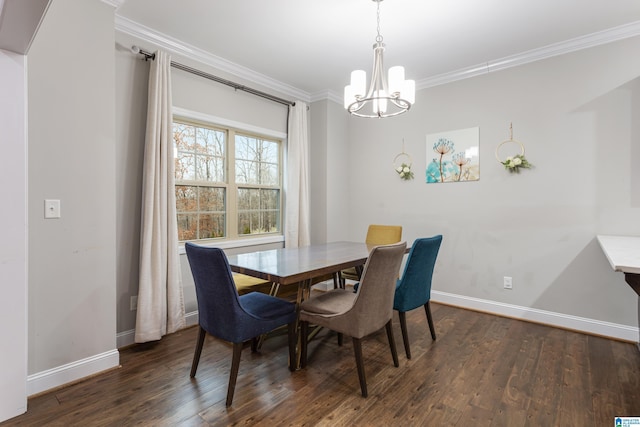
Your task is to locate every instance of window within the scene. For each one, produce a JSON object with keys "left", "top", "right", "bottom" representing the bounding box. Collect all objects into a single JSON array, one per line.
[{"left": 173, "top": 119, "right": 282, "bottom": 242}]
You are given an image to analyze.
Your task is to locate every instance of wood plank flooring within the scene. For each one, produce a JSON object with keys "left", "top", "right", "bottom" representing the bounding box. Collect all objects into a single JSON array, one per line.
[{"left": 3, "top": 303, "right": 639, "bottom": 426}]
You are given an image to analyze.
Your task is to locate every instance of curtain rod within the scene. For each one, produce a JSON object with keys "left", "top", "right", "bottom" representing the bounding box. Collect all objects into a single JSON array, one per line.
[{"left": 132, "top": 46, "right": 295, "bottom": 107}]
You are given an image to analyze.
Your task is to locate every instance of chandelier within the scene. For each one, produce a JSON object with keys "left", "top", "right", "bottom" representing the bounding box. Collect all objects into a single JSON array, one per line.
[{"left": 344, "top": 0, "right": 415, "bottom": 118}]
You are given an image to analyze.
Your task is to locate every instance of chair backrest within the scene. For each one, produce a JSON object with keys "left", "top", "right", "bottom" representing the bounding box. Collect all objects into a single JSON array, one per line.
[
  {"left": 346, "top": 241, "right": 407, "bottom": 338},
  {"left": 185, "top": 242, "right": 245, "bottom": 342},
  {"left": 393, "top": 235, "right": 442, "bottom": 312},
  {"left": 365, "top": 224, "right": 403, "bottom": 246}
]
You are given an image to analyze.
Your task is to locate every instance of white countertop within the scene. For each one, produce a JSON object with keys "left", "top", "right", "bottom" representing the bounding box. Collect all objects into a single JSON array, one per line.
[{"left": 597, "top": 235, "right": 640, "bottom": 275}]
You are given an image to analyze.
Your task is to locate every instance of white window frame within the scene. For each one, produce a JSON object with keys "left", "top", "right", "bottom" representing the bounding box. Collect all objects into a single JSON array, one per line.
[{"left": 173, "top": 107, "right": 286, "bottom": 251}]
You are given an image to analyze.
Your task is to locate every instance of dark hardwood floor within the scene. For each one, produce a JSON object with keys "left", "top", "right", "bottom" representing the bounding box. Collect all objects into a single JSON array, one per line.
[{"left": 3, "top": 302, "right": 639, "bottom": 426}]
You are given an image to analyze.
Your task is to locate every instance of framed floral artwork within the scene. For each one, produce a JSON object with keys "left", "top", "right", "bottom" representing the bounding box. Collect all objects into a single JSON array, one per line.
[{"left": 426, "top": 127, "right": 480, "bottom": 183}]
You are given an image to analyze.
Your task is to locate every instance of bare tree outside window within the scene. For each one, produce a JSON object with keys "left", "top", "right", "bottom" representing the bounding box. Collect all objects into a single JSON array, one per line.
[
  {"left": 174, "top": 122, "right": 226, "bottom": 240},
  {"left": 236, "top": 135, "right": 280, "bottom": 235},
  {"left": 173, "top": 120, "right": 281, "bottom": 242}
]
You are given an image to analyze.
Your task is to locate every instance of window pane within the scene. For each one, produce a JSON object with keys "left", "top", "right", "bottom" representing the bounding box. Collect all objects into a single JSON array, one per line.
[
  {"left": 175, "top": 152, "right": 196, "bottom": 181},
  {"left": 174, "top": 124, "right": 196, "bottom": 181},
  {"left": 237, "top": 188, "right": 280, "bottom": 236},
  {"left": 235, "top": 159, "right": 256, "bottom": 184},
  {"left": 176, "top": 185, "right": 197, "bottom": 212},
  {"left": 238, "top": 212, "right": 262, "bottom": 235},
  {"left": 196, "top": 155, "right": 224, "bottom": 182},
  {"left": 235, "top": 134, "right": 279, "bottom": 185},
  {"left": 196, "top": 127, "right": 224, "bottom": 156},
  {"left": 177, "top": 214, "right": 197, "bottom": 241},
  {"left": 174, "top": 122, "right": 225, "bottom": 183},
  {"left": 199, "top": 187, "right": 225, "bottom": 212},
  {"left": 260, "top": 140, "right": 279, "bottom": 163},
  {"left": 237, "top": 188, "right": 259, "bottom": 210},
  {"left": 261, "top": 189, "right": 279, "bottom": 210},
  {"left": 237, "top": 188, "right": 248, "bottom": 211},
  {"left": 238, "top": 212, "right": 250, "bottom": 235},
  {"left": 264, "top": 211, "right": 279, "bottom": 232},
  {"left": 199, "top": 214, "right": 225, "bottom": 239}
]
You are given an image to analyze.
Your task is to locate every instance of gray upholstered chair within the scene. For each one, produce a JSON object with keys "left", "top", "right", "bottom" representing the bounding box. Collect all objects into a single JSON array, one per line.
[
  {"left": 299, "top": 241, "right": 407, "bottom": 397},
  {"left": 340, "top": 224, "right": 402, "bottom": 287}
]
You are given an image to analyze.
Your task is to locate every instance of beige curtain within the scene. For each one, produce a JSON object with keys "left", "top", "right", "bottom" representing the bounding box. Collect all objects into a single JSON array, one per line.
[
  {"left": 285, "top": 101, "right": 311, "bottom": 248},
  {"left": 135, "top": 50, "right": 185, "bottom": 343}
]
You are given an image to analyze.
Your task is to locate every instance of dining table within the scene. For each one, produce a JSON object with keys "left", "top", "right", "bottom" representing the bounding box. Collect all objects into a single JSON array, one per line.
[
  {"left": 226, "top": 241, "right": 372, "bottom": 305},
  {"left": 226, "top": 241, "right": 379, "bottom": 367}
]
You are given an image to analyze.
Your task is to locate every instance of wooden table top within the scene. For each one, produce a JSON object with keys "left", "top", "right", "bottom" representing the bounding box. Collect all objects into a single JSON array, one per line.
[{"left": 226, "top": 241, "right": 372, "bottom": 285}]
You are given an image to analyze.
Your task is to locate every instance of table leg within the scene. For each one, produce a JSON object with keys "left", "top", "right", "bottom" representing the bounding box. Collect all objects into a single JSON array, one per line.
[
  {"left": 623, "top": 273, "right": 640, "bottom": 353},
  {"left": 295, "top": 278, "right": 312, "bottom": 369}
]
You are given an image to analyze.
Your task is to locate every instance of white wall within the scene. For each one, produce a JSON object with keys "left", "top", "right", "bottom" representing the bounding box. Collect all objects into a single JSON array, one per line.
[
  {"left": 345, "top": 36, "right": 640, "bottom": 338},
  {"left": 26, "top": 0, "right": 118, "bottom": 394},
  {"left": 0, "top": 48, "right": 28, "bottom": 422},
  {"left": 309, "top": 100, "right": 328, "bottom": 243},
  {"left": 324, "top": 100, "right": 350, "bottom": 243},
  {"left": 308, "top": 98, "right": 350, "bottom": 244}
]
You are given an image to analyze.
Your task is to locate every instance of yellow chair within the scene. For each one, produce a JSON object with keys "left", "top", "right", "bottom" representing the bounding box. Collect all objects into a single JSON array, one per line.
[
  {"left": 233, "top": 273, "right": 275, "bottom": 295},
  {"left": 233, "top": 273, "right": 299, "bottom": 300},
  {"left": 340, "top": 224, "right": 403, "bottom": 287}
]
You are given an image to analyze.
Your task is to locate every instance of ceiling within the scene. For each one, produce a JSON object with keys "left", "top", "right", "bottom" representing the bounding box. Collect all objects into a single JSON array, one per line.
[{"left": 118, "top": 1, "right": 640, "bottom": 99}]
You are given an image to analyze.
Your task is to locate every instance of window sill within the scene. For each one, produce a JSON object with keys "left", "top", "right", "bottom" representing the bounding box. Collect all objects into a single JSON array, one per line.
[{"left": 178, "top": 235, "right": 284, "bottom": 254}]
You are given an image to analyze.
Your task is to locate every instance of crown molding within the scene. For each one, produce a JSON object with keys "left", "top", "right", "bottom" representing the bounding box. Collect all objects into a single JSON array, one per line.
[
  {"left": 101, "top": 0, "right": 127, "bottom": 10},
  {"left": 417, "top": 20, "right": 640, "bottom": 90},
  {"left": 115, "top": 15, "right": 311, "bottom": 103},
  {"left": 115, "top": 14, "right": 640, "bottom": 105},
  {"left": 310, "top": 89, "right": 343, "bottom": 105}
]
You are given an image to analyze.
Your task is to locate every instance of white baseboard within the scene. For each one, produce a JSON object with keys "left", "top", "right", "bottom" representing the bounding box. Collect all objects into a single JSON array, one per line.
[
  {"left": 116, "top": 310, "right": 200, "bottom": 349},
  {"left": 27, "top": 349, "right": 120, "bottom": 397},
  {"left": 432, "top": 290, "right": 639, "bottom": 343},
  {"left": 28, "top": 312, "right": 201, "bottom": 397}
]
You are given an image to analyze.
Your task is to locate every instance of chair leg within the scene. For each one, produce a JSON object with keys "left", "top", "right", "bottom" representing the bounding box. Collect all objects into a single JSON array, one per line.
[
  {"left": 352, "top": 337, "right": 368, "bottom": 397},
  {"left": 190, "top": 326, "right": 206, "bottom": 377},
  {"left": 251, "top": 337, "right": 259, "bottom": 353},
  {"left": 424, "top": 301, "right": 436, "bottom": 340},
  {"left": 385, "top": 320, "right": 399, "bottom": 367},
  {"left": 287, "top": 321, "right": 297, "bottom": 372},
  {"left": 300, "top": 321, "right": 309, "bottom": 368},
  {"left": 337, "top": 332, "right": 343, "bottom": 346},
  {"left": 398, "top": 311, "right": 411, "bottom": 359},
  {"left": 226, "top": 342, "right": 243, "bottom": 407}
]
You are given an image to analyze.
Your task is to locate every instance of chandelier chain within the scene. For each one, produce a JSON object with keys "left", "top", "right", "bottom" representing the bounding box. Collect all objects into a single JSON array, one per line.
[{"left": 376, "top": 0, "right": 383, "bottom": 43}]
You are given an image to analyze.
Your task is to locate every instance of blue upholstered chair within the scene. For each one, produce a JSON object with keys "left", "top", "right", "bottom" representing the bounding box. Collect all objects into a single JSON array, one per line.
[
  {"left": 185, "top": 242, "right": 297, "bottom": 407},
  {"left": 393, "top": 235, "right": 442, "bottom": 359}
]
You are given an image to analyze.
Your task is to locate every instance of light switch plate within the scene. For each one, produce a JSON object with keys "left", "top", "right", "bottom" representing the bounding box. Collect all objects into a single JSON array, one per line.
[{"left": 44, "top": 199, "right": 61, "bottom": 219}]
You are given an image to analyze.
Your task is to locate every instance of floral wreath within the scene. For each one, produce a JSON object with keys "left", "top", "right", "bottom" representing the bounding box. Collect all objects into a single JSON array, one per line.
[
  {"left": 393, "top": 152, "right": 414, "bottom": 181},
  {"left": 495, "top": 124, "right": 533, "bottom": 173},
  {"left": 501, "top": 154, "right": 532, "bottom": 173}
]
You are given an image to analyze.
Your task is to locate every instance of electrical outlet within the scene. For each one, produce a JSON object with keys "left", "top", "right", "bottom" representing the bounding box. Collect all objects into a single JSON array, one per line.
[
  {"left": 503, "top": 276, "right": 513, "bottom": 290},
  {"left": 130, "top": 295, "right": 138, "bottom": 311},
  {"left": 44, "top": 199, "right": 61, "bottom": 219}
]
